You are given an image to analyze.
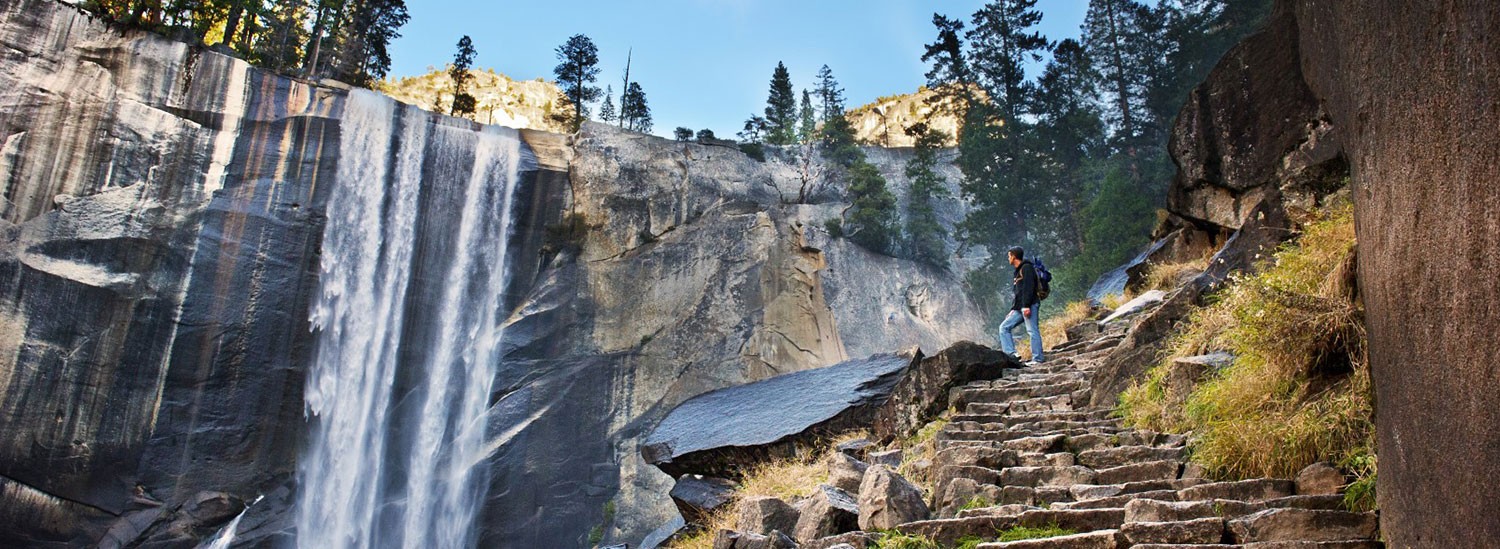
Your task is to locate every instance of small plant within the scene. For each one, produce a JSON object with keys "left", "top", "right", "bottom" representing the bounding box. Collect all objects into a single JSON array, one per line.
[
  {"left": 824, "top": 218, "right": 844, "bottom": 238},
  {"left": 952, "top": 536, "right": 986, "bottom": 549},
  {"left": 873, "top": 531, "right": 940, "bottom": 549},
  {"left": 958, "top": 495, "right": 994, "bottom": 512},
  {"left": 1342, "top": 450, "right": 1378, "bottom": 512},
  {"left": 739, "top": 142, "right": 767, "bottom": 162},
  {"left": 995, "top": 524, "right": 1075, "bottom": 542}
]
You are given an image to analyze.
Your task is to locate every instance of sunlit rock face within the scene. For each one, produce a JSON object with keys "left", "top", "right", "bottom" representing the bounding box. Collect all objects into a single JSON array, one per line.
[{"left": 0, "top": 1, "right": 986, "bottom": 547}]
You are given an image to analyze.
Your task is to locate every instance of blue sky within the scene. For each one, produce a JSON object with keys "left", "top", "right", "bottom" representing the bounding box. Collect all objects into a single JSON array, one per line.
[{"left": 389, "top": 1, "right": 1089, "bottom": 137}]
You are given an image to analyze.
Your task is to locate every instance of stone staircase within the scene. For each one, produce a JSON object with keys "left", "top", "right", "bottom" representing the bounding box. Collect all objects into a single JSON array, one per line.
[
  {"left": 706, "top": 319, "right": 1381, "bottom": 549},
  {"left": 873, "top": 330, "right": 1381, "bottom": 549}
]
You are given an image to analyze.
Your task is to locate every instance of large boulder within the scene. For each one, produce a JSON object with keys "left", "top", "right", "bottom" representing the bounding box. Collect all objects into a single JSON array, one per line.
[
  {"left": 828, "top": 453, "right": 869, "bottom": 494},
  {"left": 672, "top": 476, "right": 739, "bottom": 525},
  {"left": 643, "top": 352, "right": 917, "bottom": 478},
  {"left": 872, "top": 341, "right": 1017, "bottom": 443},
  {"left": 792, "top": 485, "right": 860, "bottom": 542},
  {"left": 1290, "top": 0, "right": 1500, "bottom": 546},
  {"left": 856, "top": 465, "right": 930, "bottom": 530},
  {"left": 736, "top": 497, "right": 800, "bottom": 537}
]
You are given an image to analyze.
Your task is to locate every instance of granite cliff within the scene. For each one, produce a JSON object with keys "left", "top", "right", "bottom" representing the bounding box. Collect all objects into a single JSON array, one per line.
[{"left": 0, "top": 1, "right": 985, "bottom": 547}]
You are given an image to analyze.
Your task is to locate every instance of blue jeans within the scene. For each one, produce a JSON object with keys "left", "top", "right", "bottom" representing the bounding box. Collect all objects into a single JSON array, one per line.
[{"left": 999, "top": 305, "right": 1043, "bottom": 361}]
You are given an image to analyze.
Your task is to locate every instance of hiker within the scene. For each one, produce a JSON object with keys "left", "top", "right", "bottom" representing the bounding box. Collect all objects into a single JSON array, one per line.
[{"left": 999, "top": 246, "right": 1044, "bottom": 364}]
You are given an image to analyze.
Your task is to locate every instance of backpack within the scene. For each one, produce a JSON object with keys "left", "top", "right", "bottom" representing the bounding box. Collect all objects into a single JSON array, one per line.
[{"left": 1033, "top": 258, "right": 1053, "bottom": 301}]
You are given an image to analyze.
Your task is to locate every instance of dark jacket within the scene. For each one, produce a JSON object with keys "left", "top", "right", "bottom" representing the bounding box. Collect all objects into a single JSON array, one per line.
[{"left": 1012, "top": 260, "right": 1039, "bottom": 311}]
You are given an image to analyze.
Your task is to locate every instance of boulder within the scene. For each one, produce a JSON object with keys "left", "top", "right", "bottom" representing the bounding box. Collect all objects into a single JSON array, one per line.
[
  {"left": 713, "top": 529, "right": 798, "bottom": 549},
  {"left": 801, "top": 531, "right": 879, "bottom": 549},
  {"left": 1294, "top": 463, "right": 1345, "bottom": 496},
  {"left": 793, "top": 485, "right": 860, "bottom": 542},
  {"left": 868, "top": 449, "right": 904, "bottom": 468},
  {"left": 736, "top": 497, "right": 799, "bottom": 537},
  {"left": 837, "top": 439, "right": 874, "bottom": 459},
  {"left": 872, "top": 342, "right": 1017, "bottom": 442},
  {"left": 672, "top": 475, "right": 739, "bottom": 524},
  {"left": 644, "top": 352, "right": 917, "bottom": 478},
  {"left": 1227, "top": 508, "right": 1379, "bottom": 543},
  {"left": 829, "top": 453, "right": 870, "bottom": 494},
  {"left": 856, "top": 465, "right": 930, "bottom": 530}
]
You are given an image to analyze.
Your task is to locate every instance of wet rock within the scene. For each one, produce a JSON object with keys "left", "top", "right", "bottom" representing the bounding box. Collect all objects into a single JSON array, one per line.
[
  {"left": 793, "top": 485, "right": 860, "bottom": 542},
  {"left": 856, "top": 465, "right": 929, "bottom": 530},
  {"left": 644, "top": 352, "right": 917, "bottom": 478}
]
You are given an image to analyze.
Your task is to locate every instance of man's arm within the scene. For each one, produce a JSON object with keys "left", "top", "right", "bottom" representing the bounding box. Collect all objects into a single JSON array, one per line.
[{"left": 1018, "top": 263, "right": 1037, "bottom": 316}]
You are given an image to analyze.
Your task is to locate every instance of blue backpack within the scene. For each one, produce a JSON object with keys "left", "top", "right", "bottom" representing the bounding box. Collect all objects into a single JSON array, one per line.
[{"left": 1033, "top": 258, "right": 1053, "bottom": 300}]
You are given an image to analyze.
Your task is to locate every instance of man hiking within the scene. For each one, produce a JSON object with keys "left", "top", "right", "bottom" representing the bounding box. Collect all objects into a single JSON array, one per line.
[{"left": 999, "top": 246, "right": 1044, "bottom": 364}]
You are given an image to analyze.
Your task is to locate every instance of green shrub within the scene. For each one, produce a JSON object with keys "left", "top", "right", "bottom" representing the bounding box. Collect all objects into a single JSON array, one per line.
[
  {"left": 1120, "top": 202, "right": 1371, "bottom": 480},
  {"left": 873, "top": 532, "right": 940, "bottom": 549},
  {"left": 996, "top": 524, "right": 1075, "bottom": 542}
]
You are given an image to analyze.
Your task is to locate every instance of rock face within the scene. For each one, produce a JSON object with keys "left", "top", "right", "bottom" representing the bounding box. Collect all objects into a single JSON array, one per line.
[
  {"left": 1288, "top": 1, "right": 1500, "bottom": 546},
  {"left": 0, "top": 2, "right": 989, "bottom": 547},
  {"left": 872, "top": 341, "right": 1016, "bottom": 442}
]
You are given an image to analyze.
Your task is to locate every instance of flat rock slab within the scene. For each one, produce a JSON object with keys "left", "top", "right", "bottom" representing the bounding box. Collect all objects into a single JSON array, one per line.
[
  {"left": 1228, "top": 508, "right": 1379, "bottom": 543},
  {"left": 976, "top": 529, "right": 1121, "bottom": 549},
  {"left": 644, "top": 352, "right": 916, "bottom": 477},
  {"left": 1120, "top": 517, "right": 1226, "bottom": 545},
  {"left": 1100, "top": 290, "right": 1168, "bottom": 324},
  {"left": 1179, "top": 479, "right": 1295, "bottom": 502}
]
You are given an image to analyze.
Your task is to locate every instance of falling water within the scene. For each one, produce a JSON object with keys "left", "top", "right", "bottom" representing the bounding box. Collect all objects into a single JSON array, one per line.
[{"left": 296, "top": 89, "right": 524, "bottom": 549}]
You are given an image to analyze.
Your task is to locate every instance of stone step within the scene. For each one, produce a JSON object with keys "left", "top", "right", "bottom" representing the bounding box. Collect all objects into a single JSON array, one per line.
[
  {"left": 933, "top": 445, "right": 1017, "bottom": 471},
  {"left": 1179, "top": 479, "right": 1296, "bottom": 503},
  {"left": 1120, "top": 517, "right": 1228, "bottom": 545},
  {"left": 1000, "top": 465, "right": 1098, "bottom": 488},
  {"left": 1014, "top": 507, "right": 1127, "bottom": 532},
  {"left": 1076, "top": 446, "right": 1189, "bottom": 469},
  {"left": 1071, "top": 479, "right": 1206, "bottom": 502},
  {"left": 1227, "top": 508, "right": 1379, "bottom": 543},
  {"left": 975, "top": 529, "right": 1120, "bottom": 549},
  {"left": 1094, "top": 460, "right": 1184, "bottom": 485},
  {"left": 960, "top": 409, "right": 1114, "bottom": 426},
  {"left": 1052, "top": 489, "right": 1179, "bottom": 510},
  {"left": 997, "top": 484, "right": 1077, "bottom": 506},
  {"left": 893, "top": 516, "right": 1016, "bottom": 546},
  {"left": 1133, "top": 543, "right": 1383, "bottom": 549},
  {"left": 1017, "top": 452, "right": 1077, "bottom": 468},
  {"left": 1000, "top": 434, "right": 1069, "bottom": 454},
  {"left": 1125, "top": 495, "right": 1349, "bottom": 524},
  {"left": 1012, "top": 418, "right": 1122, "bottom": 433},
  {"left": 953, "top": 382, "right": 1085, "bottom": 409}
]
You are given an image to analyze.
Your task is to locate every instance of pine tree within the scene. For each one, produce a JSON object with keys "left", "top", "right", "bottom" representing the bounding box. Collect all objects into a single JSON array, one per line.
[
  {"left": 813, "top": 65, "right": 846, "bottom": 124},
  {"left": 798, "top": 90, "right": 817, "bottom": 143},
  {"left": 967, "top": 0, "right": 1049, "bottom": 124},
  {"left": 764, "top": 62, "right": 798, "bottom": 145},
  {"left": 620, "top": 81, "right": 652, "bottom": 133},
  {"left": 249, "top": 0, "right": 310, "bottom": 72},
  {"left": 1083, "top": 0, "right": 1145, "bottom": 148},
  {"left": 674, "top": 127, "right": 694, "bottom": 141},
  {"left": 599, "top": 85, "right": 617, "bottom": 123},
  {"left": 1033, "top": 38, "right": 1106, "bottom": 256},
  {"left": 552, "top": 34, "right": 602, "bottom": 132},
  {"left": 844, "top": 161, "right": 899, "bottom": 255},
  {"left": 903, "top": 123, "right": 951, "bottom": 268},
  {"left": 921, "top": 14, "right": 975, "bottom": 120},
  {"left": 449, "top": 35, "right": 477, "bottom": 117}
]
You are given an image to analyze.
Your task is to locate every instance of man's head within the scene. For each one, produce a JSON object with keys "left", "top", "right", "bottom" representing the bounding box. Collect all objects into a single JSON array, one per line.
[{"left": 1008, "top": 246, "right": 1024, "bottom": 267}]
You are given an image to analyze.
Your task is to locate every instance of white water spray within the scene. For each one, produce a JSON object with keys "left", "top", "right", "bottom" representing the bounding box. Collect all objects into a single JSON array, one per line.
[{"left": 296, "top": 89, "right": 524, "bottom": 549}]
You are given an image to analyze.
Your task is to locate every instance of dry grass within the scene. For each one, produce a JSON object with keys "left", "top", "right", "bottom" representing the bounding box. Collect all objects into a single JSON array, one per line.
[
  {"left": 1120, "top": 202, "right": 1373, "bottom": 480},
  {"left": 668, "top": 504, "right": 737, "bottom": 549},
  {"left": 667, "top": 441, "right": 836, "bottom": 549},
  {"left": 1140, "top": 257, "right": 1210, "bottom": 294},
  {"left": 898, "top": 414, "right": 950, "bottom": 495}
]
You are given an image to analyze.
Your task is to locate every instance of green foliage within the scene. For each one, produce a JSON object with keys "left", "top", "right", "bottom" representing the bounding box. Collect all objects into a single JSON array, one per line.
[
  {"left": 449, "top": 35, "right": 477, "bottom": 117},
  {"left": 958, "top": 495, "right": 994, "bottom": 512},
  {"left": 814, "top": 65, "right": 846, "bottom": 123},
  {"left": 844, "top": 161, "right": 898, "bottom": 255},
  {"left": 872, "top": 532, "right": 940, "bottom": 549},
  {"left": 823, "top": 219, "right": 844, "bottom": 238},
  {"left": 952, "top": 536, "right": 985, "bottom": 549},
  {"left": 968, "top": 0, "right": 1048, "bottom": 123},
  {"left": 695, "top": 129, "right": 717, "bottom": 141},
  {"left": 552, "top": 34, "right": 602, "bottom": 131},
  {"left": 798, "top": 89, "right": 818, "bottom": 143},
  {"left": 620, "top": 81, "right": 652, "bottom": 133},
  {"left": 920, "top": 14, "right": 974, "bottom": 119},
  {"left": 674, "top": 127, "right": 694, "bottom": 141},
  {"left": 1120, "top": 204, "right": 1371, "bottom": 480},
  {"left": 738, "top": 142, "right": 767, "bottom": 162},
  {"left": 764, "top": 62, "right": 798, "bottom": 145},
  {"left": 996, "top": 524, "right": 1076, "bottom": 542},
  {"left": 599, "top": 86, "right": 617, "bottom": 123},
  {"left": 902, "top": 123, "right": 951, "bottom": 268}
]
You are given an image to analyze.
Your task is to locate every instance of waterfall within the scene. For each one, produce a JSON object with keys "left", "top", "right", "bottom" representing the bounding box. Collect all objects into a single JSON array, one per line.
[{"left": 296, "top": 89, "right": 525, "bottom": 549}]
